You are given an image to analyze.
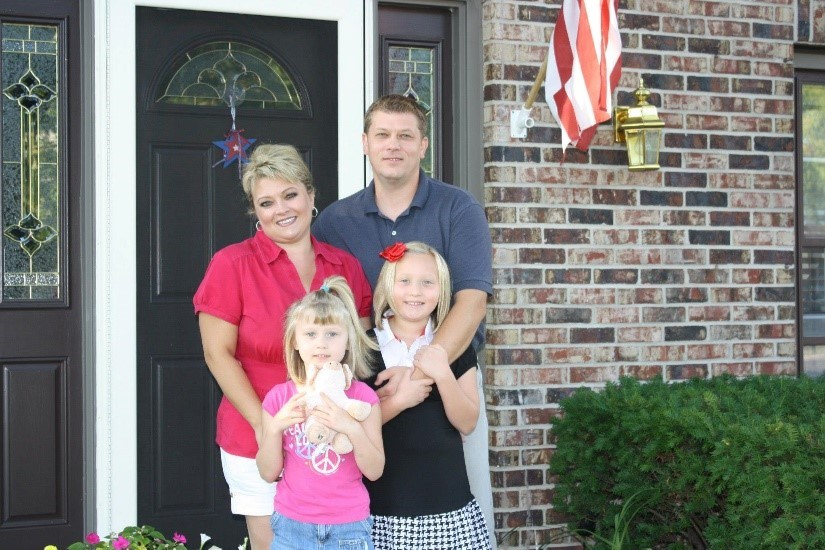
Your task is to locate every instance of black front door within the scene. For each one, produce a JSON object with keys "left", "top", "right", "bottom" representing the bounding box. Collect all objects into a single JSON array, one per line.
[
  {"left": 0, "top": 1, "right": 85, "bottom": 548},
  {"left": 135, "top": 7, "right": 337, "bottom": 546}
]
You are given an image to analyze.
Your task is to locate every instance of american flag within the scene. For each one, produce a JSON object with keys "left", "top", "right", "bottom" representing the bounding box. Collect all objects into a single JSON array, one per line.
[{"left": 544, "top": 0, "right": 622, "bottom": 152}]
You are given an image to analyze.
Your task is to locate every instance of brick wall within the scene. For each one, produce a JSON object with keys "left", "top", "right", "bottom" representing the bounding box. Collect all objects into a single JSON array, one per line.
[{"left": 481, "top": 1, "right": 803, "bottom": 547}]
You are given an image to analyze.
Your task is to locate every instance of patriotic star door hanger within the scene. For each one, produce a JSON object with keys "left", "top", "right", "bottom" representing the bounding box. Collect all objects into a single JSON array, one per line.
[{"left": 212, "top": 83, "right": 257, "bottom": 179}]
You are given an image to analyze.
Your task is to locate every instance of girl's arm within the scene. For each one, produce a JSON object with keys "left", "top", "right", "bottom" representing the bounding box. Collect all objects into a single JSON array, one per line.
[
  {"left": 312, "top": 394, "right": 385, "bottom": 480},
  {"left": 378, "top": 368, "right": 433, "bottom": 423},
  {"left": 256, "top": 392, "right": 307, "bottom": 482},
  {"left": 199, "top": 313, "right": 263, "bottom": 442},
  {"left": 414, "top": 344, "right": 479, "bottom": 435}
]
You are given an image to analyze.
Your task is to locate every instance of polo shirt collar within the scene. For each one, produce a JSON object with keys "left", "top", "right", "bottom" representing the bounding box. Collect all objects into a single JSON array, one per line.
[
  {"left": 253, "top": 228, "right": 283, "bottom": 263},
  {"left": 374, "top": 316, "right": 435, "bottom": 367},
  {"left": 366, "top": 170, "right": 431, "bottom": 216},
  {"left": 312, "top": 235, "right": 344, "bottom": 266},
  {"left": 409, "top": 170, "right": 431, "bottom": 210}
]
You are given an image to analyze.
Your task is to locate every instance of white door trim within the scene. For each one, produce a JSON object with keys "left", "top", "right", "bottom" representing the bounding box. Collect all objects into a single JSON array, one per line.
[{"left": 93, "top": 0, "right": 367, "bottom": 533}]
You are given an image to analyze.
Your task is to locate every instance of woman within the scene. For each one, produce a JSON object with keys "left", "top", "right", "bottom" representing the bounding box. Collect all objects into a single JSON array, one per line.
[{"left": 193, "top": 144, "right": 372, "bottom": 550}]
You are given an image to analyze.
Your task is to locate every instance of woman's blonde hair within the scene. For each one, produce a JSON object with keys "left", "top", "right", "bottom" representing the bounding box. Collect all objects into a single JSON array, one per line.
[
  {"left": 241, "top": 143, "right": 315, "bottom": 213},
  {"left": 283, "top": 276, "right": 377, "bottom": 383},
  {"left": 373, "top": 241, "right": 451, "bottom": 329}
]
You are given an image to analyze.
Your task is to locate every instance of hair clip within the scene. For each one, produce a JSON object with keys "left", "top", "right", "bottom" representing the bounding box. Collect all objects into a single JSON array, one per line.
[
  {"left": 379, "top": 242, "right": 407, "bottom": 262},
  {"left": 320, "top": 283, "right": 331, "bottom": 293}
]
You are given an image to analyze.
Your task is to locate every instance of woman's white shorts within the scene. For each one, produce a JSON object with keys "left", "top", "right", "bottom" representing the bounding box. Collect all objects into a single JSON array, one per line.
[{"left": 220, "top": 449, "right": 276, "bottom": 516}]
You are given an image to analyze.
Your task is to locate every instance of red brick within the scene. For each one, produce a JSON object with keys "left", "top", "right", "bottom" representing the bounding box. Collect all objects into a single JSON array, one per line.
[
  {"left": 688, "top": 305, "right": 731, "bottom": 322},
  {"left": 520, "top": 367, "right": 566, "bottom": 384},
  {"left": 519, "top": 288, "right": 566, "bottom": 304},
  {"left": 733, "top": 343, "right": 775, "bottom": 358},
  {"left": 667, "top": 363, "right": 709, "bottom": 380},
  {"left": 592, "top": 229, "right": 640, "bottom": 245},
  {"left": 641, "top": 345, "right": 686, "bottom": 362},
  {"left": 732, "top": 268, "right": 775, "bottom": 284},
  {"left": 757, "top": 323, "right": 794, "bottom": 339},
  {"left": 568, "top": 288, "right": 615, "bottom": 305},
  {"left": 756, "top": 361, "right": 797, "bottom": 376},
  {"left": 569, "top": 366, "right": 618, "bottom": 383},
  {"left": 567, "top": 248, "right": 613, "bottom": 265},
  {"left": 521, "top": 407, "right": 562, "bottom": 425},
  {"left": 596, "top": 307, "right": 641, "bottom": 323},
  {"left": 687, "top": 344, "right": 729, "bottom": 360},
  {"left": 615, "top": 248, "right": 663, "bottom": 265},
  {"left": 711, "top": 362, "right": 755, "bottom": 377},
  {"left": 732, "top": 305, "right": 776, "bottom": 321},
  {"left": 620, "top": 364, "right": 664, "bottom": 379},
  {"left": 617, "top": 326, "right": 663, "bottom": 342},
  {"left": 547, "top": 347, "right": 592, "bottom": 364}
]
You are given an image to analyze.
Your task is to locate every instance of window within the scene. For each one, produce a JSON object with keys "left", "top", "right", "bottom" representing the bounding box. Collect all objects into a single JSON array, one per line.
[
  {"left": 156, "top": 41, "right": 302, "bottom": 110},
  {"left": 1, "top": 22, "right": 61, "bottom": 301},
  {"left": 386, "top": 44, "right": 436, "bottom": 176},
  {"left": 797, "top": 59, "right": 825, "bottom": 376}
]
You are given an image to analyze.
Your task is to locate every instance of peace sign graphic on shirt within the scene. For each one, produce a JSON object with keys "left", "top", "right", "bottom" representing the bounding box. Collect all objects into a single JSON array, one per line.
[{"left": 310, "top": 444, "right": 341, "bottom": 475}]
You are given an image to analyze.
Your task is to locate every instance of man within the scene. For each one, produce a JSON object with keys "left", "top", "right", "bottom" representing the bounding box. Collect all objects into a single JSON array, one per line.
[{"left": 312, "top": 94, "right": 495, "bottom": 546}]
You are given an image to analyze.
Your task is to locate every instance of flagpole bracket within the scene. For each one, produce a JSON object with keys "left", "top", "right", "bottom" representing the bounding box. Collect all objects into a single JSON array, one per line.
[{"left": 510, "top": 107, "right": 535, "bottom": 138}]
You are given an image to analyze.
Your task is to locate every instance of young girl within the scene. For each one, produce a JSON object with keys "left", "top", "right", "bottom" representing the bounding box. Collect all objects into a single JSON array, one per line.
[
  {"left": 256, "top": 276, "right": 384, "bottom": 550},
  {"left": 366, "top": 241, "right": 491, "bottom": 549}
]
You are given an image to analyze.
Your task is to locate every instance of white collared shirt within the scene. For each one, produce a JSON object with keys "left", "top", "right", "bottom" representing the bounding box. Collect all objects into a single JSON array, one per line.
[{"left": 374, "top": 316, "right": 434, "bottom": 368}]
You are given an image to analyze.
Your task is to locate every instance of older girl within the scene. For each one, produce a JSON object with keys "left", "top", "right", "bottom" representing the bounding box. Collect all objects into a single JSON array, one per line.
[{"left": 366, "top": 241, "right": 490, "bottom": 549}]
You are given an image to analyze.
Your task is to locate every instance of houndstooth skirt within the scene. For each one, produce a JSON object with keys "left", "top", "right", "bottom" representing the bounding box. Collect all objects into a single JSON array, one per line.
[{"left": 371, "top": 499, "right": 491, "bottom": 550}]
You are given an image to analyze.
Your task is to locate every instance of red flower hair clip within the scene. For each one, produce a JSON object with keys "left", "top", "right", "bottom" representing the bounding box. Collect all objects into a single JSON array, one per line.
[{"left": 379, "top": 242, "right": 407, "bottom": 262}]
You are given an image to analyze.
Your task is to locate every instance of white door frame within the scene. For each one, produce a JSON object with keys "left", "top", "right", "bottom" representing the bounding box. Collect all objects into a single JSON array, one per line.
[{"left": 93, "top": 0, "right": 372, "bottom": 533}]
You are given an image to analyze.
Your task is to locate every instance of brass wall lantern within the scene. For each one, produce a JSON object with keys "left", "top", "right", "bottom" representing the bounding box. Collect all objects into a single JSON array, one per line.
[{"left": 613, "top": 79, "right": 664, "bottom": 170}]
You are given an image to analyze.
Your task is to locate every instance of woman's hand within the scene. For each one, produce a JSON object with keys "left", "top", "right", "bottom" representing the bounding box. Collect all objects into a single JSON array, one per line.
[
  {"left": 377, "top": 367, "right": 434, "bottom": 423},
  {"left": 392, "top": 367, "right": 434, "bottom": 409},
  {"left": 375, "top": 367, "right": 405, "bottom": 400}
]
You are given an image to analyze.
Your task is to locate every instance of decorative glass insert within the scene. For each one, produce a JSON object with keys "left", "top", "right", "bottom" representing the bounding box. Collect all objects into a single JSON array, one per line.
[
  {"left": 802, "top": 82, "right": 825, "bottom": 239},
  {"left": 801, "top": 81, "right": 825, "bottom": 341},
  {"left": 387, "top": 45, "right": 435, "bottom": 177},
  {"left": 156, "top": 41, "right": 302, "bottom": 110},
  {"left": 2, "top": 23, "right": 60, "bottom": 301}
]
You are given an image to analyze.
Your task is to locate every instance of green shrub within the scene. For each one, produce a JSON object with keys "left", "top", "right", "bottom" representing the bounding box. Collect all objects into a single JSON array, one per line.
[{"left": 550, "top": 375, "right": 825, "bottom": 549}]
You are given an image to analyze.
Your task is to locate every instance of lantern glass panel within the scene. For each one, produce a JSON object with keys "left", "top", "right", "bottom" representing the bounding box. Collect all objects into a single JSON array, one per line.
[
  {"left": 644, "top": 128, "right": 662, "bottom": 165},
  {"left": 625, "top": 129, "right": 644, "bottom": 167}
]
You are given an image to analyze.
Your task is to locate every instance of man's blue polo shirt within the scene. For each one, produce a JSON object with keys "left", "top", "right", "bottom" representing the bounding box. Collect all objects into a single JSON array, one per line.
[{"left": 312, "top": 171, "right": 492, "bottom": 350}]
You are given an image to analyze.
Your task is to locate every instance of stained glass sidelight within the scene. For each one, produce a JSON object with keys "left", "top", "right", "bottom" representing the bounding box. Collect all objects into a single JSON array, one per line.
[
  {"left": 156, "top": 41, "right": 302, "bottom": 110},
  {"left": 387, "top": 45, "right": 435, "bottom": 177},
  {"left": 2, "top": 23, "right": 60, "bottom": 300}
]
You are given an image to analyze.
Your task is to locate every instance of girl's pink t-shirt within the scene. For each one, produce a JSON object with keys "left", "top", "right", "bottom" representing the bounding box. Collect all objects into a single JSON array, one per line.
[
  {"left": 193, "top": 231, "right": 372, "bottom": 457},
  {"left": 262, "top": 380, "right": 379, "bottom": 524}
]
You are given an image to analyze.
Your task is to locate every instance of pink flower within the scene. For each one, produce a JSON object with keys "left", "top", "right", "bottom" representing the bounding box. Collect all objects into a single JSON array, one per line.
[
  {"left": 85, "top": 532, "right": 101, "bottom": 544},
  {"left": 173, "top": 533, "right": 187, "bottom": 544},
  {"left": 379, "top": 242, "right": 407, "bottom": 262},
  {"left": 113, "top": 535, "right": 129, "bottom": 549}
]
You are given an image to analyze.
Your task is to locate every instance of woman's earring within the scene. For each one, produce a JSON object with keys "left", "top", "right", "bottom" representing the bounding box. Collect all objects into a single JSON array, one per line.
[
  {"left": 255, "top": 220, "right": 262, "bottom": 231},
  {"left": 312, "top": 207, "right": 319, "bottom": 218}
]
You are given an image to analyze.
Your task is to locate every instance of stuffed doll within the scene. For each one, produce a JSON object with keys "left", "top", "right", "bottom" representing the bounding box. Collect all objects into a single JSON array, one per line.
[{"left": 303, "top": 361, "right": 372, "bottom": 454}]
